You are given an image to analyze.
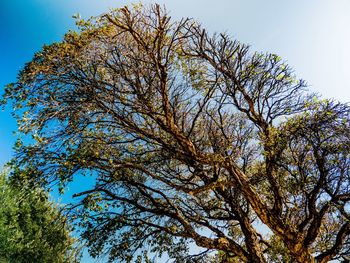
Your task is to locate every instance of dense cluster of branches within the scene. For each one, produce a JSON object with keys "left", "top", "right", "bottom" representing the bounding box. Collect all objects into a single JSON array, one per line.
[{"left": 3, "top": 4, "right": 350, "bottom": 263}]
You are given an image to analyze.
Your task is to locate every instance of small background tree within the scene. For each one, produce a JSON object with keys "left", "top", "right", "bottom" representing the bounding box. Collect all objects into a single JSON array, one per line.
[{"left": 0, "top": 170, "right": 80, "bottom": 263}]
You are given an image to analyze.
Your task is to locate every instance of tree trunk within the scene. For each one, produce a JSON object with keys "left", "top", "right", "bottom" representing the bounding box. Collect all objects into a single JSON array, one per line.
[{"left": 288, "top": 242, "right": 316, "bottom": 263}]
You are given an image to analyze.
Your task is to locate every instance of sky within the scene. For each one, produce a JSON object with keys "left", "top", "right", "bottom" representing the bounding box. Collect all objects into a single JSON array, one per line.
[{"left": 1, "top": 0, "right": 350, "bottom": 262}]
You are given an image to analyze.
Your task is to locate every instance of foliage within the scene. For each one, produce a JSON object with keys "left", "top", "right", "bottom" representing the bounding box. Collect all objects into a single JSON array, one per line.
[
  {"left": 3, "top": 4, "right": 350, "bottom": 263},
  {"left": 0, "top": 170, "right": 80, "bottom": 262}
]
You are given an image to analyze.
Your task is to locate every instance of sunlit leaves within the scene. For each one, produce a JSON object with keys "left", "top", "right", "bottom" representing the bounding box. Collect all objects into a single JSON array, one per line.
[{"left": 3, "top": 3, "right": 350, "bottom": 263}]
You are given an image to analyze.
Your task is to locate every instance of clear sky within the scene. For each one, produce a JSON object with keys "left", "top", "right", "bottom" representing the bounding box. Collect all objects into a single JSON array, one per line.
[{"left": 1, "top": 0, "right": 350, "bottom": 262}]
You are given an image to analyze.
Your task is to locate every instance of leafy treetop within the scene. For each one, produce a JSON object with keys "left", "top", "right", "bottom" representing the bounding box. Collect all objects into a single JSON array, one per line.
[{"left": 3, "top": 4, "right": 350, "bottom": 263}]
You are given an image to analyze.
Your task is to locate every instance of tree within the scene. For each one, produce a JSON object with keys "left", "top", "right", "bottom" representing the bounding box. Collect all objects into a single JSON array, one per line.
[
  {"left": 3, "top": 4, "right": 350, "bottom": 262},
  {"left": 0, "top": 170, "right": 80, "bottom": 262}
]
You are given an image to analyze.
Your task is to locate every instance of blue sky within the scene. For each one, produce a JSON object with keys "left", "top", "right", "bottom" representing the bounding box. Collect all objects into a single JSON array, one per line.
[{"left": 1, "top": 0, "right": 350, "bottom": 262}]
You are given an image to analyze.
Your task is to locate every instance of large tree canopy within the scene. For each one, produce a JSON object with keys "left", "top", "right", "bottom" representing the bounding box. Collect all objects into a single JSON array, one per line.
[
  {"left": 3, "top": 4, "right": 350, "bottom": 263},
  {"left": 0, "top": 170, "right": 80, "bottom": 262}
]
